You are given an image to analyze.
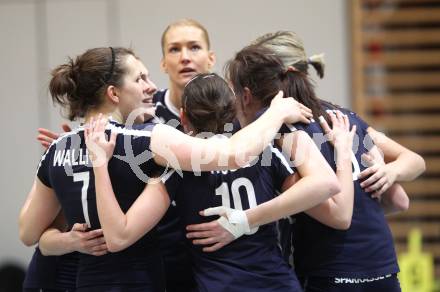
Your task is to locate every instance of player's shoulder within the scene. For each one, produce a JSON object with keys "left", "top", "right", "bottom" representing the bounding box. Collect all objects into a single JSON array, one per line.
[
  {"left": 321, "top": 100, "right": 370, "bottom": 129},
  {"left": 321, "top": 100, "right": 358, "bottom": 120},
  {"left": 107, "top": 119, "right": 155, "bottom": 138}
]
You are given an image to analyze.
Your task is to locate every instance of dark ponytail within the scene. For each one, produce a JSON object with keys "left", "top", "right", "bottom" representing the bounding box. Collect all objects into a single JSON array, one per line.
[
  {"left": 280, "top": 69, "right": 328, "bottom": 123},
  {"left": 49, "top": 58, "right": 78, "bottom": 120},
  {"left": 49, "top": 47, "right": 136, "bottom": 121}
]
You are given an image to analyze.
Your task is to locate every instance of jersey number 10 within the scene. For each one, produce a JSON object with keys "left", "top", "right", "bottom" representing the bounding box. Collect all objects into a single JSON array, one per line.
[{"left": 215, "top": 177, "right": 259, "bottom": 235}]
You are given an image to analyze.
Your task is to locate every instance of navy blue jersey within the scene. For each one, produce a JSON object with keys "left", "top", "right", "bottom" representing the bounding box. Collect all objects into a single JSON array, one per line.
[
  {"left": 153, "top": 89, "right": 182, "bottom": 131},
  {"left": 280, "top": 105, "right": 399, "bottom": 278},
  {"left": 152, "top": 89, "right": 196, "bottom": 291},
  {"left": 36, "top": 120, "right": 165, "bottom": 290},
  {"left": 164, "top": 144, "right": 302, "bottom": 292},
  {"left": 23, "top": 247, "right": 78, "bottom": 291}
]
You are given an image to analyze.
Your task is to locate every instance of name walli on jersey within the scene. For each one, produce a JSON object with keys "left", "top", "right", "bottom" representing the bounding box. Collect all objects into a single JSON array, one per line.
[{"left": 53, "top": 149, "right": 89, "bottom": 167}]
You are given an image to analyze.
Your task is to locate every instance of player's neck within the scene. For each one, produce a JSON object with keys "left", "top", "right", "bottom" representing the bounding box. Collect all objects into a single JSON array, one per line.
[
  {"left": 85, "top": 109, "right": 121, "bottom": 124},
  {"left": 168, "top": 83, "right": 183, "bottom": 110}
]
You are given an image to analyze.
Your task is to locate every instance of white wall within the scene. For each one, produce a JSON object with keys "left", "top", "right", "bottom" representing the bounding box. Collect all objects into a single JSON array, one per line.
[{"left": 0, "top": 0, "right": 349, "bottom": 268}]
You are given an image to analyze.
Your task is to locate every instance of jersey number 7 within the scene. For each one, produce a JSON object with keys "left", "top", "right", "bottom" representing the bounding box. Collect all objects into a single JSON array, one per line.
[{"left": 73, "top": 172, "right": 91, "bottom": 228}]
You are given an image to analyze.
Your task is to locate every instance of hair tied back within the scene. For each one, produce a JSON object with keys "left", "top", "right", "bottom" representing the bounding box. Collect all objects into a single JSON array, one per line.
[
  {"left": 286, "top": 66, "right": 299, "bottom": 73},
  {"left": 307, "top": 53, "right": 325, "bottom": 78},
  {"left": 308, "top": 53, "right": 325, "bottom": 65}
]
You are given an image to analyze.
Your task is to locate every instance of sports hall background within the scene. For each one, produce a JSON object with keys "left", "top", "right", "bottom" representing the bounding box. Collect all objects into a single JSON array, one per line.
[{"left": 0, "top": 0, "right": 438, "bottom": 289}]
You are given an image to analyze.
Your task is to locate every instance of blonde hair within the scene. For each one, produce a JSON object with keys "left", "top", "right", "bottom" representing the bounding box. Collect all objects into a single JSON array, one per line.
[
  {"left": 161, "top": 18, "right": 210, "bottom": 55},
  {"left": 251, "top": 31, "right": 325, "bottom": 78}
]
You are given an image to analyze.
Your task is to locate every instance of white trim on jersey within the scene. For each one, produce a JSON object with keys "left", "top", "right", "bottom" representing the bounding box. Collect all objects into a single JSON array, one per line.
[
  {"left": 105, "top": 122, "right": 152, "bottom": 137},
  {"left": 269, "top": 145, "right": 294, "bottom": 174},
  {"left": 284, "top": 118, "right": 315, "bottom": 133},
  {"left": 163, "top": 89, "right": 181, "bottom": 118},
  {"left": 161, "top": 169, "right": 176, "bottom": 183},
  {"left": 286, "top": 123, "right": 297, "bottom": 132}
]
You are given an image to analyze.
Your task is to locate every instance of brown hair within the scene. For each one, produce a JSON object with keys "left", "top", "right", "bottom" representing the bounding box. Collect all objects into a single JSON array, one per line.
[
  {"left": 161, "top": 18, "right": 211, "bottom": 55},
  {"left": 225, "top": 45, "right": 330, "bottom": 123},
  {"left": 49, "top": 47, "right": 136, "bottom": 121},
  {"left": 182, "top": 73, "right": 236, "bottom": 134},
  {"left": 251, "top": 31, "right": 325, "bottom": 78}
]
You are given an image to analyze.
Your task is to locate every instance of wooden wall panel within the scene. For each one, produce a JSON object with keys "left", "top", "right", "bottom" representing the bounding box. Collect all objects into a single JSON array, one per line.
[{"left": 352, "top": 0, "right": 440, "bottom": 280}]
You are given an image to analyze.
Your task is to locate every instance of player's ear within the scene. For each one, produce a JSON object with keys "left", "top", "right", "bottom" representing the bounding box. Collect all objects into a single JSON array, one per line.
[
  {"left": 242, "top": 87, "right": 253, "bottom": 106},
  {"left": 207, "top": 51, "right": 216, "bottom": 70},
  {"left": 106, "top": 85, "right": 119, "bottom": 104},
  {"left": 160, "top": 58, "right": 168, "bottom": 74}
]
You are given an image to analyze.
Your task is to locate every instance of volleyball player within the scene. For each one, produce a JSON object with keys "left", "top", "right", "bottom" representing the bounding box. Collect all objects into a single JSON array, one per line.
[
  {"left": 34, "top": 19, "right": 215, "bottom": 291},
  {"left": 153, "top": 19, "right": 216, "bottom": 291}
]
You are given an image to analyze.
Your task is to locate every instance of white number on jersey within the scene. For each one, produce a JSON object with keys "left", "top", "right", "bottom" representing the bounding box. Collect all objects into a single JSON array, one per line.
[
  {"left": 215, "top": 177, "right": 258, "bottom": 234},
  {"left": 73, "top": 172, "right": 91, "bottom": 228},
  {"left": 351, "top": 151, "right": 361, "bottom": 181}
]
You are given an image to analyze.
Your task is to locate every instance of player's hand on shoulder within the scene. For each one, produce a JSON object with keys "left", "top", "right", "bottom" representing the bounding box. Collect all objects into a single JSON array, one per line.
[
  {"left": 319, "top": 110, "right": 356, "bottom": 152},
  {"left": 37, "top": 123, "right": 72, "bottom": 149},
  {"left": 270, "top": 90, "right": 312, "bottom": 124},
  {"left": 84, "top": 114, "right": 116, "bottom": 167}
]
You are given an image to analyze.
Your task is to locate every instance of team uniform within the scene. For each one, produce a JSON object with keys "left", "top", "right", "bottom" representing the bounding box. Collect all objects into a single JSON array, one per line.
[
  {"left": 36, "top": 120, "right": 165, "bottom": 292},
  {"left": 152, "top": 89, "right": 197, "bottom": 292},
  {"left": 164, "top": 141, "right": 302, "bottom": 292},
  {"left": 23, "top": 247, "right": 78, "bottom": 292},
  {"left": 279, "top": 103, "right": 401, "bottom": 292}
]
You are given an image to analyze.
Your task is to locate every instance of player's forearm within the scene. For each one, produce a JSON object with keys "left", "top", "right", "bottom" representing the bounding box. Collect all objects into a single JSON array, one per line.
[
  {"left": 387, "top": 152, "right": 425, "bottom": 182},
  {"left": 248, "top": 131, "right": 342, "bottom": 229},
  {"left": 93, "top": 166, "right": 130, "bottom": 252},
  {"left": 19, "top": 184, "right": 40, "bottom": 246},
  {"left": 225, "top": 108, "right": 284, "bottom": 168},
  {"left": 39, "top": 228, "right": 74, "bottom": 256},
  {"left": 152, "top": 108, "right": 285, "bottom": 171},
  {"left": 381, "top": 183, "right": 410, "bottom": 215},
  {"left": 325, "top": 174, "right": 354, "bottom": 228},
  {"left": 368, "top": 127, "right": 425, "bottom": 181},
  {"left": 313, "top": 109, "right": 356, "bottom": 228},
  {"left": 331, "top": 149, "right": 355, "bottom": 226},
  {"left": 19, "top": 181, "right": 61, "bottom": 246},
  {"left": 246, "top": 175, "right": 339, "bottom": 229},
  {"left": 305, "top": 153, "right": 354, "bottom": 230},
  {"left": 19, "top": 218, "right": 39, "bottom": 246}
]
